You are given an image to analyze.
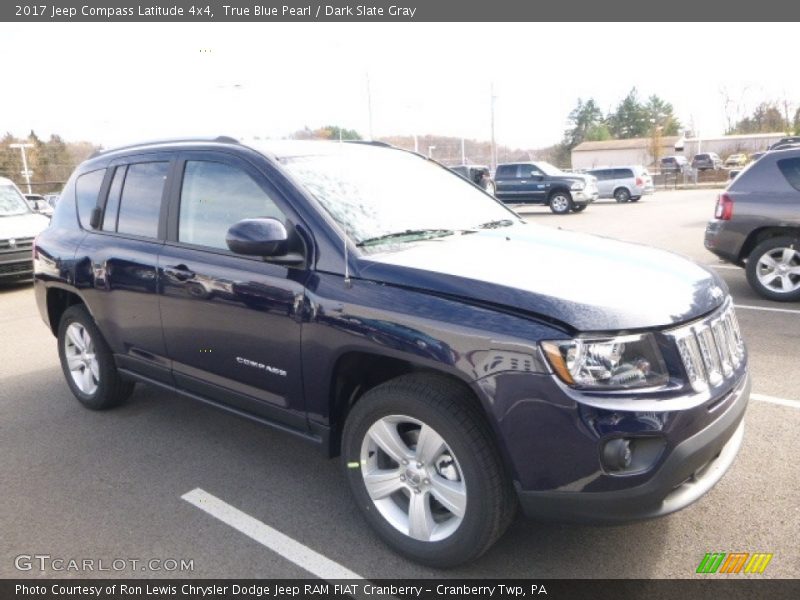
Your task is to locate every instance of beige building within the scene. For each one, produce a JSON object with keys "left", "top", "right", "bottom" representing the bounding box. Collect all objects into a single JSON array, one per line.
[{"left": 571, "top": 137, "right": 680, "bottom": 169}]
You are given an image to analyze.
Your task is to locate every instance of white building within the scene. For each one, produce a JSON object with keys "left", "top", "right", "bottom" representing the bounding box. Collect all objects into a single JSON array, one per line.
[{"left": 571, "top": 132, "right": 789, "bottom": 169}]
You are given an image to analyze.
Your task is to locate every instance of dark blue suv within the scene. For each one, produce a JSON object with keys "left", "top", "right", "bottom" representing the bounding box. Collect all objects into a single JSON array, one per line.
[{"left": 33, "top": 138, "right": 750, "bottom": 567}]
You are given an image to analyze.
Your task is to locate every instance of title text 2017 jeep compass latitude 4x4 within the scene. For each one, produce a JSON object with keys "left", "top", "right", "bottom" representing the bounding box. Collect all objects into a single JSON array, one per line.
[{"left": 34, "top": 138, "right": 749, "bottom": 567}]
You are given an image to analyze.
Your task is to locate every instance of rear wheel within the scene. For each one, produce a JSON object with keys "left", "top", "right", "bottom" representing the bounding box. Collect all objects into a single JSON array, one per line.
[
  {"left": 614, "top": 187, "right": 631, "bottom": 203},
  {"left": 342, "top": 374, "right": 515, "bottom": 567},
  {"left": 57, "top": 305, "right": 134, "bottom": 410},
  {"left": 548, "top": 191, "right": 573, "bottom": 215},
  {"left": 745, "top": 236, "right": 800, "bottom": 301}
]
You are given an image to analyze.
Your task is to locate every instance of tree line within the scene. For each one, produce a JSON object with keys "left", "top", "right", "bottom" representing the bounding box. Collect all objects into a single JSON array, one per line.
[{"left": 1, "top": 132, "right": 100, "bottom": 193}]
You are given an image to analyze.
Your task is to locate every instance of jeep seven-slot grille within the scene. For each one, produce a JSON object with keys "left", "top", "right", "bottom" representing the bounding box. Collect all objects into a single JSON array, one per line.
[{"left": 670, "top": 302, "right": 745, "bottom": 393}]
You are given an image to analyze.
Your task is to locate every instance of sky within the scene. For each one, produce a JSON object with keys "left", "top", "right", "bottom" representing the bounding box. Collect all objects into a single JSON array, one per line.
[{"left": 1, "top": 22, "right": 798, "bottom": 150}]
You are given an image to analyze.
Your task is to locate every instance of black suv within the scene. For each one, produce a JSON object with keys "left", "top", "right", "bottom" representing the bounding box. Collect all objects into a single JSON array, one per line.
[
  {"left": 35, "top": 138, "right": 749, "bottom": 567},
  {"left": 494, "top": 162, "right": 598, "bottom": 214},
  {"left": 705, "top": 147, "right": 800, "bottom": 301}
]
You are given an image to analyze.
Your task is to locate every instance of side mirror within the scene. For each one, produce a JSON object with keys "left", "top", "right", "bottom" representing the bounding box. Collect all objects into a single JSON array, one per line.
[{"left": 226, "top": 218, "right": 304, "bottom": 265}]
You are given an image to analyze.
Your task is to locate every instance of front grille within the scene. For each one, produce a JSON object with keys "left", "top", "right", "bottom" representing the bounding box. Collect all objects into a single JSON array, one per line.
[
  {"left": 0, "top": 237, "right": 34, "bottom": 253},
  {"left": 0, "top": 261, "right": 32, "bottom": 275},
  {"left": 669, "top": 301, "right": 745, "bottom": 393}
]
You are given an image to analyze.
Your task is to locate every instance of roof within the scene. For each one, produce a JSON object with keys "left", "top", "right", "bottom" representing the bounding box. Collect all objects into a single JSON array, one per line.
[
  {"left": 572, "top": 137, "right": 680, "bottom": 152},
  {"left": 683, "top": 132, "right": 786, "bottom": 142}
]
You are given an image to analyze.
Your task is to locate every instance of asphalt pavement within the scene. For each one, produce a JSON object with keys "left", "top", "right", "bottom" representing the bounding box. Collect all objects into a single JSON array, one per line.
[{"left": 1, "top": 188, "right": 798, "bottom": 580}]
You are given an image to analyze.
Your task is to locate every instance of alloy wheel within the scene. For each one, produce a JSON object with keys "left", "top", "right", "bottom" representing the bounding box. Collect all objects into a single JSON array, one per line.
[
  {"left": 64, "top": 322, "right": 99, "bottom": 395},
  {"left": 359, "top": 415, "right": 467, "bottom": 542},
  {"left": 756, "top": 247, "right": 800, "bottom": 294}
]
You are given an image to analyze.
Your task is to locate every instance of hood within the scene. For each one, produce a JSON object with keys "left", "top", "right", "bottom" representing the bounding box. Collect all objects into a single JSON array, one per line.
[
  {"left": 357, "top": 224, "right": 726, "bottom": 332},
  {"left": 0, "top": 213, "right": 50, "bottom": 240}
]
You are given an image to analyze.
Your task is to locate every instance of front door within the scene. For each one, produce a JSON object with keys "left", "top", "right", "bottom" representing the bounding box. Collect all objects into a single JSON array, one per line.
[{"left": 158, "top": 152, "right": 308, "bottom": 429}]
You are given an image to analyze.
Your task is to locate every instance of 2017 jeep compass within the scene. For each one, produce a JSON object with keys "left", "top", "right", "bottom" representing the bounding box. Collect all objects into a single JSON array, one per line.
[{"left": 34, "top": 138, "right": 749, "bottom": 567}]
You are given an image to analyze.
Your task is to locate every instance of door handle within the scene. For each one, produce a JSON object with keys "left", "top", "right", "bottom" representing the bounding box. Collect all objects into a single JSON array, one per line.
[{"left": 164, "top": 264, "right": 196, "bottom": 281}]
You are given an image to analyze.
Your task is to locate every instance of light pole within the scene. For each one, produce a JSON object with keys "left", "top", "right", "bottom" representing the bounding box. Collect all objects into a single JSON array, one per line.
[
  {"left": 490, "top": 83, "right": 497, "bottom": 172},
  {"left": 9, "top": 143, "right": 34, "bottom": 193}
]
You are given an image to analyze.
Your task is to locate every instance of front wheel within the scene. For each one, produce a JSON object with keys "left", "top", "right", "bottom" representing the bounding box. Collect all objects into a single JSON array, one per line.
[
  {"left": 342, "top": 374, "right": 515, "bottom": 567},
  {"left": 745, "top": 236, "right": 800, "bottom": 301},
  {"left": 548, "top": 191, "right": 573, "bottom": 214}
]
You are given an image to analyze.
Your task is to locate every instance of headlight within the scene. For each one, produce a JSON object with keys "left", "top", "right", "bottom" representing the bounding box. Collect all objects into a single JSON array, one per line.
[
  {"left": 541, "top": 333, "right": 669, "bottom": 390},
  {"left": 570, "top": 181, "right": 586, "bottom": 191}
]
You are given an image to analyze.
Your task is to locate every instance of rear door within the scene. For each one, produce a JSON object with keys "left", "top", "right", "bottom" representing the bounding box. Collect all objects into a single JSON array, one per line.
[
  {"left": 493, "top": 164, "right": 522, "bottom": 202},
  {"left": 78, "top": 154, "right": 174, "bottom": 384},
  {"left": 157, "top": 150, "right": 309, "bottom": 429}
]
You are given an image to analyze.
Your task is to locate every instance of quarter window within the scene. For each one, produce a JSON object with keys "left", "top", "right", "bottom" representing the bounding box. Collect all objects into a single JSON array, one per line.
[
  {"left": 102, "top": 166, "right": 126, "bottom": 231},
  {"left": 178, "top": 161, "right": 285, "bottom": 250},
  {"left": 116, "top": 162, "right": 169, "bottom": 238},
  {"left": 75, "top": 169, "right": 106, "bottom": 229},
  {"left": 777, "top": 158, "right": 800, "bottom": 192}
]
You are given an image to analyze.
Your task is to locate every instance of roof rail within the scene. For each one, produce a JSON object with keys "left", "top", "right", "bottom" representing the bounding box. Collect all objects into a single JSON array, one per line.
[{"left": 89, "top": 136, "right": 240, "bottom": 159}]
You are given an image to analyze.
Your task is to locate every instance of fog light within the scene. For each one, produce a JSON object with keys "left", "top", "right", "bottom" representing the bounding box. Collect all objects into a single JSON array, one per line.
[{"left": 603, "top": 438, "right": 633, "bottom": 471}]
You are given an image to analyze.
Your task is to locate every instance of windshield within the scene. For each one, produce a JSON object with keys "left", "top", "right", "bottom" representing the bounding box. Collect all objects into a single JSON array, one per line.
[
  {"left": 281, "top": 146, "right": 521, "bottom": 247},
  {"left": 533, "top": 162, "right": 564, "bottom": 176},
  {"left": 0, "top": 184, "right": 31, "bottom": 217}
]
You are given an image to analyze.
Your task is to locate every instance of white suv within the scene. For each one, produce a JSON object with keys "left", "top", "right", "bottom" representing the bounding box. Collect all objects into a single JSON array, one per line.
[{"left": 0, "top": 176, "right": 50, "bottom": 282}]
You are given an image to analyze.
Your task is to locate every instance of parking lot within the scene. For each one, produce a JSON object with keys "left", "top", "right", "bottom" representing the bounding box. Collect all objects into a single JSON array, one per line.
[{"left": 1, "top": 188, "right": 798, "bottom": 580}]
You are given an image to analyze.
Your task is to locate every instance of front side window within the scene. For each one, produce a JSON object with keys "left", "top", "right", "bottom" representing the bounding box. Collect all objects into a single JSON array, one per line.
[
  {"left": 179, "top": 161, "right": 285, "bottom": 250},
  {"left": 281, "top": 145, "right": 520, "bottom": 247},
  {"left": 0, "top": 183, "right": 31, "bottom": 217},
  {"left": 75, "top": 169, "right": 106, "bottom": 229},
  {"left": 116, "top": 162, "right": 169, "bottom": 238}
]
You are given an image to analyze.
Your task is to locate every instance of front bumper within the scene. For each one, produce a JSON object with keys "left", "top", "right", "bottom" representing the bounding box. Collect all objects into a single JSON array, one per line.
[
  {"left": 516, "top": 373, "right": 750, "bottom": 522},
  {"left": 0, "top": 250, "right": 34, "bottom": 280},
  {"left": 573, "top": 190, "right": 599, "bottom": 204}
]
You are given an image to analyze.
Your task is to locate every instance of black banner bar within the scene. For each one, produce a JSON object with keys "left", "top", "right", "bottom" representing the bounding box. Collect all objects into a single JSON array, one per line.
[
  {"left": 3, "top": 579, "right": 800, "bottom": 600},
  {"left": 2, "top": 1, "right": 800, "bottom": 22}
]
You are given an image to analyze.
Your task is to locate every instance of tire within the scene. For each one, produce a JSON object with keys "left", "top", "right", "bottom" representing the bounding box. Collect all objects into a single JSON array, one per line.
[
  {"left": 341, "top": 373, "right": 516, "bottom": 568},
  {"left": 614, "top": 187, "right": 631, "bottom": 203},
  {"left": 57, "top": 304, "right": 134, "bottom": 410},
  {"left": 571, "top": 204, "right": 587, "bottom": 212},
  {"left": 548, "top": 191, "right": 573, "bottom": 215},
  {"left": 745, "top": 236, "right": 800, "bottom": 302},
  {"left": 630, "top": 196, "right": 641, "bottom": 202},
  {"left": 484, "top": 181, "right": 496, "bottom": 197}
]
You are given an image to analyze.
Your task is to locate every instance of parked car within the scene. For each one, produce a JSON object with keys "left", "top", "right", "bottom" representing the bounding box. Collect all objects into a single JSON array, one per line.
[
  {"left": 449, "top": 164, "right": 495, "bottom": 195},
  {"left": 750, "top": 151, "right": 766, "bottom": 162},
  {"left": 494, "top": 161, "right": 598, "bottom": 214},
  {"left": 660, "top": 155, "right": 688, "bottom": 173},
  {"left": 0, "top": 177, "right": 50, "bottom": 282},
  {"left": 24, "top": 193, "right": 54, "bottom": 217},
  {"left": 692, "top": 153, "right": 723, "bottom": 171},
  {"left": 724, "top": 154, "right": 748, "bottom": 168},
  {"left": 35, "top": 138, "right": 749, "bottom": 567},
  {"left": 705, "top": 146, "right": 800, "bottom": 301},
  {"left": 768, "top": 136, "right": 800, "bottom": 151},
  {"left": 586, "top": 165, "right": 654, "bottom": 203}
]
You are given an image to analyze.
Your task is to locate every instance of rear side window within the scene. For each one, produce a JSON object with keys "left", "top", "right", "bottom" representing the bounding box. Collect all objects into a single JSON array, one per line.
[
  {"left": 178, "top": 161, "right": 285, "bottom": 250},
  {"left": 777, "top": 158, "right": 800, "bottom": 192},
  {"left": 102, "top": 166, "right": 126, "bottom": 231},
  {"left": 116, "top": 162, "right": 169, "bottom": 238},
  {"left": 495, "top": 165, "right": 517, "bottom": 178},
  {"left": 75, "top": 169, "right": 106, "bottom": 229},
  {"left": 614, "top": 168, "right": 633, "bottom": 178}
]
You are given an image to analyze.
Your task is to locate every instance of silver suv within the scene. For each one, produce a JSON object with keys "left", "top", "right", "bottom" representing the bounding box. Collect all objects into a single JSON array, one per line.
[{"left": 587, "top": 165, "right": 654, "bottom": 203}]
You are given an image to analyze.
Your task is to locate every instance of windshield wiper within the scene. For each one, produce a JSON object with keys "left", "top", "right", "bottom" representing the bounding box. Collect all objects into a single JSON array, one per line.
[{"left": 356, "top": 229, "right": 456, "bottom": 247}]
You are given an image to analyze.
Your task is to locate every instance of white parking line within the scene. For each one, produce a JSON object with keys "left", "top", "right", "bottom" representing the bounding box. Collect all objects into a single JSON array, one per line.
[
  {"left": 734, "top": 303, "right": 800, "bottom": 315},
  {"left": 707, "top": 264, "right": 741, "bottom": 270},
  {"left": 182, "top": 488, "right": 364, "bottom": 580},
  {"left": 752, "top": 393, "right": 800, "bottom": 410}
]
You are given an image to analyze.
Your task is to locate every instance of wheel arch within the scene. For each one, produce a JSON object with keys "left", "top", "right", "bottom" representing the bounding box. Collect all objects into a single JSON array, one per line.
[
  {"left": 739, "top": 226, "right": 800, "bottom": 263},
  {"left": 46, "top": 286, "right": 86, "bottom": 336}
]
